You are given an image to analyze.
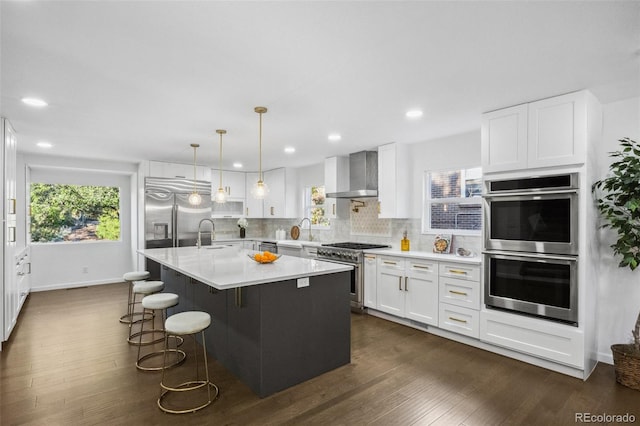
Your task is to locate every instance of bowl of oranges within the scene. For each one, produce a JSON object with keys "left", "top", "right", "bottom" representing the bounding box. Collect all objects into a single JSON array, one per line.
[{"left": 248, "top": 251, "right": 281, "bottom": 264}]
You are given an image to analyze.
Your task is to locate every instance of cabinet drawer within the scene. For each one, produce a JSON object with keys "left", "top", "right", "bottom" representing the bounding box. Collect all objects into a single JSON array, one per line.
[
  {"left": 439, "top": 277, "right": 480, "bottom": 310},
  {"left": 377, "top": 256, "right": 404, "bottom": 271},
  {"left": 480, "top": 309, "right": 584, "bottom": 368},
  {"left": 439, "top": 304, "right": 479, "bottom": 338},
  {"left": 439, "top": 263, "right": 480, "bottom": 281}
]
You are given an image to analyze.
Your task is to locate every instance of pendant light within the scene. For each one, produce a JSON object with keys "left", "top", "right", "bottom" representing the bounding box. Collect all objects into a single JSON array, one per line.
[
  {"left": 214, "top": 129, "right": 227, "bottom": 204},
  {"left": 188, "top": 143, "right": 202, "bottom": 205},
  {"left": 251, "top": 106, "right": 269, "bottom": 199}
]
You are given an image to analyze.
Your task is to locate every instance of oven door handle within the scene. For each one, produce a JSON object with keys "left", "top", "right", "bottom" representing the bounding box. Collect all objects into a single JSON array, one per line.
[
  {"left": 319, "top": 258, "right": 358, "bottom": 268},
  {"left": 482, "top": 189, "right": 578, "bottom": 198},
  {"left": 483, "top": 250, "right": 577, "bottom": 262}
]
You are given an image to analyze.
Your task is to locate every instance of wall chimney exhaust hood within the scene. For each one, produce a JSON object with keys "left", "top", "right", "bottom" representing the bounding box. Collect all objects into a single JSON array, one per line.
[{"left": 326, "top": 151, "right": 378, "bottom": 198}]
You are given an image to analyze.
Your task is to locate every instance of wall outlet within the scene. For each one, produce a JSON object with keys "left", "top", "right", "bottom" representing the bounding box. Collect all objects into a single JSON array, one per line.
[
  {"left": 297, "top": 277, "right": 309, "bottom": 288},
  {"left": 82, "top": 266, "right": 89, "bottom": 274}
]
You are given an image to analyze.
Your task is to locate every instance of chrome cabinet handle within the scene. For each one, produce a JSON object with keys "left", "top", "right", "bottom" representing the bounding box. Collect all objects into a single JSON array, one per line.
[
  {"left": 270, "top": 206, "right": 274, "bottom": 216},
  {"left": 332, "top": 204, "right": 336, "bottom": 215}
]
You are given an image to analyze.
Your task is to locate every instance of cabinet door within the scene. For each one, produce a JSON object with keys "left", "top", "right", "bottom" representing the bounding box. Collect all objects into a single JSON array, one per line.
[
  {"left": 263, "top": 168, "right": 285, "bottom": 218},
  {"left": 378, "top": 143, "right": 410, "bottom": 218},
  {"left": 278, "top": 246, "right": 302, "bottom": 257},
  {"left": 376, "top": 257, "right": 405, "bottom": 316},
  {"left": 324, "top": 156, "right": 349, "bottom": 219},
  {"left": 227, "top": 286, "right": 262, "bottom": 388},
  {"left": 245, "top": 172, "right": 264, "bottom": 218},
  {"left": 405, "top": 260, "right": 438, "bottom": 325},
  {"left": 527, "top": 91, "right": 586, "bottom": 169},
  {"left": 225, "top": 171, "right": 246, "bottom": 199},
  {"left": 481, "top": 104, "right": 528, "bottom": 173},
  {"left": 363, "top": 255, "right": 377, "bottom": 308}
]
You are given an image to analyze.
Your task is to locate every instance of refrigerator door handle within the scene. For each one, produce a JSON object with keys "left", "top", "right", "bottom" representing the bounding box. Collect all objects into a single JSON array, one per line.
[{"left": 172, "top": 203, "right": 178, "bottom": 247}]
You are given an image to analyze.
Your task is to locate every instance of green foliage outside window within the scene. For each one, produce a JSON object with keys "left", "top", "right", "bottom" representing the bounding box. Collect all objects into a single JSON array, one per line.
[
  {"left": 30, "top": 183, "right": 120, "bottom": 243},
  {"left": 310, "top": 186, "right": 329, "bottom": 227}
]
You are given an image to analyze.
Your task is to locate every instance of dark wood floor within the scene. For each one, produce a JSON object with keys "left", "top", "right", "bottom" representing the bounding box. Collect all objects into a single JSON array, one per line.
[{"left": 1, "top": 284, "right": 638, "bottom": 425}]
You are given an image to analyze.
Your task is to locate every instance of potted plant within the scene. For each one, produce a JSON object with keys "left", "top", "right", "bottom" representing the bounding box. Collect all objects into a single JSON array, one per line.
[{"left": 592, "top": 137, "right": 640, "bottom": 391}]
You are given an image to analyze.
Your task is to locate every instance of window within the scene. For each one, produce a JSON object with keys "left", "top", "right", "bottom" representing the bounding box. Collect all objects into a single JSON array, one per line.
[
  {"left": 423, "top": 167, "right": 482, "bottom": 235},
  {"left": 30, "top": 183, "right": 121, "bottom": 243},
  {"left": 302, "top": 186, "right": 330, "bottom": 228}
]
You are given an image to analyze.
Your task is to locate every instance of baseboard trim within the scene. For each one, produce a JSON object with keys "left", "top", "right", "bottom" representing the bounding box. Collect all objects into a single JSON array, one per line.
[
  {"left": 598, "top": 351, "right": 614, "bottom": 365},
  {"left": 30, "top": 278, "right": 122, "bottom": 292}
]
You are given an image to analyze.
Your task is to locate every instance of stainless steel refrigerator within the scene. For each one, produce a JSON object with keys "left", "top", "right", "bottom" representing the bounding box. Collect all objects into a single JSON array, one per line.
[{"left": 145, "top": 177, "right": 212, "bottom": 279}]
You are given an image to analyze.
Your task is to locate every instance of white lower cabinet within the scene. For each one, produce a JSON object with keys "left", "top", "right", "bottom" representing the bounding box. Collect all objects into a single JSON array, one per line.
[
  {"left": 480, "top": 308, "right": 584, "bottom": 368},
  {"left": 363, "top": 254, "right": 377, "bottom": 308},
  {"left": 437, "top": 262, "right": 481, "bottom": 338},
  {"left": 376, "top": 256, "right": 438, "bottom": 326},
  {"left": 439, "top": 304, "right": 479, "bottom": 338}
]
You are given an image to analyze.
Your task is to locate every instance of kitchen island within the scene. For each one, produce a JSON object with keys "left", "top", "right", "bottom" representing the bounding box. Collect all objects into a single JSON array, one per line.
[{"left": 138, "top": 246, "right": 353, "bottom": 397}]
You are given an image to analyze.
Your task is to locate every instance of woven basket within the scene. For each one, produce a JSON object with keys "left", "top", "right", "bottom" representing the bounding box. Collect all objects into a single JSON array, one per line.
[{"left": 611, "top": 344, "right": 640, "bottom": 391}]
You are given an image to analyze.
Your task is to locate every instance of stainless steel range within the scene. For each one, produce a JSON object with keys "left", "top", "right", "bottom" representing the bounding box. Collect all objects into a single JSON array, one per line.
[{"left": 317, "top": 242, "right": 390, "bottom": 312}]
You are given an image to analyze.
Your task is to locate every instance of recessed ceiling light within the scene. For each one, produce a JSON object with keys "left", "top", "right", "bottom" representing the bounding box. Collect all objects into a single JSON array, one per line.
[
  {"left": 284, "top": 147, "right": 295, "bottom": 154},
  {"left": 37, "top": 141, "right": 53, "bottom": 149},
  {"left": 406, "top": 109, "right": 423, "bottom": 118},
  {"left": 328, "top": 133, "right": 341, "bottom": 142},
  {"left": 232, "top": 162, "right": 243, "bottom": 168},
  {"left": 22, "top": 97, "right": 48, "bottom": 107}
]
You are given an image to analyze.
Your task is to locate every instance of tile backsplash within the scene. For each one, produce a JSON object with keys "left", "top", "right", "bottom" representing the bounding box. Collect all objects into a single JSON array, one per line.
[{"left": 209, "top": 209, "right": 481, "bottom": 257}]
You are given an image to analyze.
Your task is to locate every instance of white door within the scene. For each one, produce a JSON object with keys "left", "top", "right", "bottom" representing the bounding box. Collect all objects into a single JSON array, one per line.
[
  {"left": 404, "top": 261, "right": 438, "bottom": 326},
  {"left": 481, "top": 104, "right": 528, "bottom": 173}
]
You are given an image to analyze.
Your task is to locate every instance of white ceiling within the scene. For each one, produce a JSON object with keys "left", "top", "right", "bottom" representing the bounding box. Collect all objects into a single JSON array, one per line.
[{"left": 2, "top": 1, "right": 639, "bottom": 171}]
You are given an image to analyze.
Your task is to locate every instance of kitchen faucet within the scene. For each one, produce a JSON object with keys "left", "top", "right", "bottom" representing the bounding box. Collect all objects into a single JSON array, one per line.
[
  {"left": 298, "top": 217, "right": 313, "bottom": 241},
  {"left": 197, "top": 218, "right": 215, "bottom": 248}
]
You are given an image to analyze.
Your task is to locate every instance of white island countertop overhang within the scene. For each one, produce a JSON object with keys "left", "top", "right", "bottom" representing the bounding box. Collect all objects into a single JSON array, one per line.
[{"left": 138, "top": 246, "right": 353, "bottom": 290}]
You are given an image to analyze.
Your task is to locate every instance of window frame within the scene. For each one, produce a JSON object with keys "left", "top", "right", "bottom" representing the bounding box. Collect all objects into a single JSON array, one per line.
[
  {"left": 421, "top": 167, "right": 482, "bottom": 236},
  {"left": 29, "top": 182, "right": 122, "bottom": 244},
  {"left": 302, "top": 185, "right": 331, "bottom": 229}
]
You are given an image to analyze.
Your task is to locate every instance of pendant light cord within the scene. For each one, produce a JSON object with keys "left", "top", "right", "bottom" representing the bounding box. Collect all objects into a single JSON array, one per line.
[
  {"left": 258, "top": 110, "right": 263, "bottom": 181},
  {"left": 219, "top": 132, "right": 223, "bottom": 188}
]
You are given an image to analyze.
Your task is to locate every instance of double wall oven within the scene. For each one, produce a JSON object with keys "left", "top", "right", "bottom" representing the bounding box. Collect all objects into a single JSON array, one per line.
[
  {"left": 483, "top": 173, "right": 579, "bottom": 325},
  {"left": 317, "top": 242, "right": 390, "bottom": 312}
]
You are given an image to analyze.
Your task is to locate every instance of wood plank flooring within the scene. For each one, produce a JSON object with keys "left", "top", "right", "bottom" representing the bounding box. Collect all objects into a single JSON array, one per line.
[{"left": 1, "top": 283, "right": 638, "bottom": 425}]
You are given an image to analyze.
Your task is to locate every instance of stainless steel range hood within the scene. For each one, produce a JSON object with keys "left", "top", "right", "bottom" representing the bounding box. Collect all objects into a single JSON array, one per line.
[{"left": 326, "top": 151, "right": 378, "bottom": 198}]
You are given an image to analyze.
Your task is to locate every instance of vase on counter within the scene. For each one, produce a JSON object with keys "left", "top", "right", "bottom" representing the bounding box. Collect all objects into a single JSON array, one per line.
[{"left": 240, "top": 228, "right": 246, "bottom": 239}]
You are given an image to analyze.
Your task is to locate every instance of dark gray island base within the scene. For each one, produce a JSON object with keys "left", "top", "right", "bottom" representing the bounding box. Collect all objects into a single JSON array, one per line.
[{"left": 161, "top": 265, "right": 352, "bottom": 397}]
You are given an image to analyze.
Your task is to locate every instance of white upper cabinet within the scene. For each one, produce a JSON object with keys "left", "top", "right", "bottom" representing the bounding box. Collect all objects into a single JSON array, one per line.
[
  {"left": 527, "top": 92, "right": 587, "bottom": 169},
  {"left": 244, "top": 172, "right": 263, "bottom": 218},
  {"left": 263, "top": 168, "right": 298, "bottom": 218},
  {"left": 324, "top": 156, "right": 349, "bottom": 219},
  {"left": 481, "top": 90, "right": 591, "bottom": 173},
  {"left": 377, "top": 142, "right": 410, "bottom": 218},
  {"left": 211, "top": 169, "right": 246, "bottom": 199},
  {"left": 148, "top": 160, "right": 211, "bottom": 181},
  {"left": 481, "top": 104, "right": 528, "bottom": 173}
]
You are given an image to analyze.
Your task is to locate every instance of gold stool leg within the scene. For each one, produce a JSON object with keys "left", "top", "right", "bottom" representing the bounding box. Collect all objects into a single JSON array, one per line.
[
  {"left": 136, "top": 307, "right": 185, "bottom": 371},
  {"left": 157, "top": 330, "right": 219, "bottom": 414}
]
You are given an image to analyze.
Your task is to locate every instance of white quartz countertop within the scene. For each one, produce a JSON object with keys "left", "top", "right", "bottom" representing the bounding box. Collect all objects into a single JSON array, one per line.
[
  {"left": 138, "top": 246, "right": 352, "bottom": 290},
  {"left": 364, "top": 248, "right": 482, "bottom": 265}
]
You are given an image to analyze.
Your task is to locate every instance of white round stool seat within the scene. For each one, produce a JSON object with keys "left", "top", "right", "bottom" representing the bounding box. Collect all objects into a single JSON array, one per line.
[
  {"left": 123, "top": 271, "right": 150, "bottom": 282},
  {"left": 133, "top": 280, "right": 164, "bottom": 295},
  {"left": 165, "top": 311, "right": 211, "bottom": 335},
  {"left": 142, "top": 293, "right": 179, "bottom": 310}
]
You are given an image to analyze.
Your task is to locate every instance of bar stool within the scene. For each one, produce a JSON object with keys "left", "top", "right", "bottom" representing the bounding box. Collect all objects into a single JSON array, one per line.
[
  {"left": 158, "top": 311, "right": 219, "bottom": 414},
  {"left": 136, "top": 293, "right": 186, "bottom": 371},
  {"left": 120, "top": 271, "right": 151, "bottom": 324},
  {"left": 128, "top": 280, "right": 165, "bottom": 345}
]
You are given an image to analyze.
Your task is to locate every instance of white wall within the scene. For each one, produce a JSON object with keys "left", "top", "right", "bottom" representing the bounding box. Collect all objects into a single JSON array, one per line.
[
  {"left": 596, "top": 96, "right": 640, "bottom": 363},
  {"left": 409, "top": 131, "right": 482, "bottom": 218},
  {"left": 21, "top": 154, "right": 138, "bottom": 291}
]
